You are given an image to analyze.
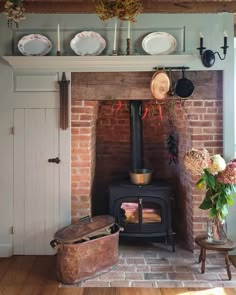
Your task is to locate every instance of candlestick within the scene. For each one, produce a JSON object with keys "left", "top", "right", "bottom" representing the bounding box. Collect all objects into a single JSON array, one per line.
[
  {"left": 200, "top": 32, "right": 203, "bottom": 48},
  {"left": 57, "top": 24, "right": 61, "bottom": 55},
  {"left": 126, "top": 38, "right": 130, "bottom": 55},
  {"left": 224, "top": 31, "right": 228, "bottom": 48},
  {"left": 128, "top": 21, "right": 130, "bottom": 39},
  {"left": 113, "top": 21, "right": 117, "bottom": 53}
]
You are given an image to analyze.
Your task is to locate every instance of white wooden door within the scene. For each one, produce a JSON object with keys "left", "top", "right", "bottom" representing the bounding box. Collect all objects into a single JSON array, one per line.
[{"left": 13, "top": 108, "right": 61, "bottom": 255}]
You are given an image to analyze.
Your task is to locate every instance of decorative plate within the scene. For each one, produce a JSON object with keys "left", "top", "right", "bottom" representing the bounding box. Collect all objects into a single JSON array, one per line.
[
  {"left": 142, "top": 32, "right": 177, "bottom": 55},
  {"left": 70, "top": 31, "right": 106, "bottom": 56},
  {"left": 18, "top": 34, "right": 52, "bottom": 56}
]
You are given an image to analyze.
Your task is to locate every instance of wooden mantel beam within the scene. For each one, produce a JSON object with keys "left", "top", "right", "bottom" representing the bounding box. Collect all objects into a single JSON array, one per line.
[{"left": 0, "top": 1, "right": 236, "bottom": 14}]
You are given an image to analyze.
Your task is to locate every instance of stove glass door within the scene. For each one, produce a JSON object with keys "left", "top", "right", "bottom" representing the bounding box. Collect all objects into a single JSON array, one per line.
[
  {"left": 141, "top": 200, "right": 162, "bottom": 224},
  {"left": 120, "top": 202, "right": 139, "bottom": 224}
]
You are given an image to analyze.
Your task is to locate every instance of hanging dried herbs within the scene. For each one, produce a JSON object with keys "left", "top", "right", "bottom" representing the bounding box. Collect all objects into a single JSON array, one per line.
[
  {"left": 95, "top": 0, "right": 143, "bottom": 22},
  {"left": 166, "top": 117, "right": 178, "bottom": 165},
  {"left": 167, "top": 131, "right": 178, "bottom": 165},
  {"left": 4, "top": 0, "right": 26, "bottom": 28}
]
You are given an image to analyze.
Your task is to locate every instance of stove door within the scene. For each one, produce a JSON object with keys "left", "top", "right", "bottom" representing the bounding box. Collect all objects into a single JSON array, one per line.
[
  {"left": 118, "top": 198, "right": 141, "bottom": 233},
  {"left": 140, "top": 197, "right": 168, "bottom": 233},
  {"left": 115, "top": 196, "right": 169, "bottom": 235}
]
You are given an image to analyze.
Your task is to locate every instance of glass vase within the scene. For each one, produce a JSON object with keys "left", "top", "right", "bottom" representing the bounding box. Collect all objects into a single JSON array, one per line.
[{"left": 207, "top": 217, "right": 227, "bottom": 244}]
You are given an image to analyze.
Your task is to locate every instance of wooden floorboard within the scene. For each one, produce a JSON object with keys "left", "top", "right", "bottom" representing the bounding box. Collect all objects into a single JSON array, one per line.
[{"left": 0, "top": 256, "right": 236, "bottom": 295}]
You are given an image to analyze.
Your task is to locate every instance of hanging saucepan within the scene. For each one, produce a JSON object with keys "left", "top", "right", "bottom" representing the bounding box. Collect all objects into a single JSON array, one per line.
[
  {"left": 150, "top": 70, "right": 170, "bottom": 100},
  {"left": 174, "top": 68, "right": 194, "bottom": 98}
]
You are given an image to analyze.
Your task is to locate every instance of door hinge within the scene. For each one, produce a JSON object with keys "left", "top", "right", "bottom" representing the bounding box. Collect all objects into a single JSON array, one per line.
[
  {"left": 11, "top": 127, "right": 14, "bottom": 135},
  {"left": 10, "top": 226, "right": 14, "bottom": 235}
]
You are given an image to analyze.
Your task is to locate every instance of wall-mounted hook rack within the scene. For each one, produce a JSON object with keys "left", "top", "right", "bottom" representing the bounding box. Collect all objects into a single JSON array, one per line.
[{"left": 153, "top": 66, "right": 190, "bottom": 71}]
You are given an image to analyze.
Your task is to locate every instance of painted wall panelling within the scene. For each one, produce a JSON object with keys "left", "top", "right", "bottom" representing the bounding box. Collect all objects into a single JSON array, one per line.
[{"left": 13, "top": 72, "right": 59, "bottom": 92}]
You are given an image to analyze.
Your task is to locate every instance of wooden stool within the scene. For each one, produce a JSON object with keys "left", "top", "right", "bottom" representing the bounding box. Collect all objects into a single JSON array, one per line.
[{"left": 195, "top": 234, "right": 236, "bottom": 280}]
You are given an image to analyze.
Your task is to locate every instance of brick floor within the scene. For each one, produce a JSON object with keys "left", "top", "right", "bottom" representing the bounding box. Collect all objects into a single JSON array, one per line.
[{"left": 63, "top": 240, "right": 236, "bottom": 288}]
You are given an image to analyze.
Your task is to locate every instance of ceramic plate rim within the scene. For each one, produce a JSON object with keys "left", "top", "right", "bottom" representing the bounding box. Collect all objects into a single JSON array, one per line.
[
  {"left": 17, "top": 34, "right": 52, "bottom": 56},
  {"left": 142, "top": 32, "right": 177, "bottom": 55},
  {"left": 70, "top": 31, "right": 106, "bottom": 56}
]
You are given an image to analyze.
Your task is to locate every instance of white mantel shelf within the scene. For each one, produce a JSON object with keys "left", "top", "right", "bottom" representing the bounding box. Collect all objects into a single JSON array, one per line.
[{"left": 1, "top": 55, "right": 197, "bottom": 72}]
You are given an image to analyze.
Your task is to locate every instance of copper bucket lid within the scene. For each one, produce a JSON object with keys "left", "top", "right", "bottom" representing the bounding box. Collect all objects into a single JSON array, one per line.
[{"left": 53, "top": 215, "right": 115, "bottom": 243}]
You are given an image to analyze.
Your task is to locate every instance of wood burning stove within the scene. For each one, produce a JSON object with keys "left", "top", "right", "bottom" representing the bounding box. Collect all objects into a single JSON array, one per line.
[
  {"left": 108, "top": 181, "right": 175, "bottom": 251},
  {"left": 108, "top": 100, "right": 175, "bottom": 251}
]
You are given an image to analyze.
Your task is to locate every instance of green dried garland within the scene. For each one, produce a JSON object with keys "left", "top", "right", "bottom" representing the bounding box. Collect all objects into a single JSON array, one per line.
[
  {"left": 96, "top": 0, "right": 143, "bottom": 22},
  {"left": 4, "top": 0, "right": 26, "bottom": 28}
]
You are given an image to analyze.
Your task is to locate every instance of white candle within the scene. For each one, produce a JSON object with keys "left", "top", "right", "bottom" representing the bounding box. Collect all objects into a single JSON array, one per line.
[
  {"left": 57, "top": 24, "right": 60, "bottom": 52},
  {"left": 128, "top": 21, "right": 130, "bottom": 39},
  {"left": 113, "top": 21, "right": 117, "bottom": 51},
  {"left": 223, "top": 30, "right": 228, "bottom": 48},
  {"left": 199, "top": 32, "right": 204, "bottom": 48}
]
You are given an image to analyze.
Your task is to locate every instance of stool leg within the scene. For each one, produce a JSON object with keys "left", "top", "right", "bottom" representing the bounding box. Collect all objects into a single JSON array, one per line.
[
  {"left": 201, "top": 248, "right": 206, "bottom": 274},
  {"left": 224, "top": 252, "right": 232, "bottom": 280},
  {"left": 199, "top": 247, "right": 203, "bottom": 263}
]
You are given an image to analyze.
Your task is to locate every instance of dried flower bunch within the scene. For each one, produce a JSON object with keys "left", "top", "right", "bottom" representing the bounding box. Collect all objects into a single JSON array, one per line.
[
  {"left": 184, "top": 148, "right": 210, "bottom": 176},
  {"left": 95, "top": 0, "right": 143, "bottom": 22},
  {"left": 4, "top": 0, "right": 26, "bottom": 28},
  {"left": 184, "top": 148, "right": 236, "bottom": 219}
]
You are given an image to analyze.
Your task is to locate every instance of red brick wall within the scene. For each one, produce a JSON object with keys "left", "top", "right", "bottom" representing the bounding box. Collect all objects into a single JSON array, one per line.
[
  {"left": 71, "top": 97, "right": 98, "bottom": 222},
  {"left": 175, "top": 71, "right": 223, "bottom": 250},
  {"left": 71, "top": 71, "right": 223, "bottom": 250}
]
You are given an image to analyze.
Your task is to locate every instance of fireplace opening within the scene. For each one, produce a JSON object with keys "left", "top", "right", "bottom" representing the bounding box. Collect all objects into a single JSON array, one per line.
[
  {"left": 91, "top": 100, "right": 175, "bottom": 250},
  {"left": 74, "top": 71, "right": 224, "bottom": 251},
  {"left": 92, "top": 98, "right": 178, "bottom": 242}
]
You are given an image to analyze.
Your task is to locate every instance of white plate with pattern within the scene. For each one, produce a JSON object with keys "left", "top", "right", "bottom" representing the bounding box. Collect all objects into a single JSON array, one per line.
[
  {"left": 18, "top": 34, "right": 52, "bottom": 56},
  {"left": 70, "top": 31, "right": 106, "bottom": 56},
  {"left": 142, "top": 32, "right": 177, "bottom": 55}
]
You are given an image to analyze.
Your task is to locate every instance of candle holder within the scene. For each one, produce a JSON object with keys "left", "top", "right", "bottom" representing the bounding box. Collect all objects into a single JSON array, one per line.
[
  {"left": 197, "top": 35, "right": 229, "bottom": 68},
  {"left": 126, "top": 38, "right": 130, "bottom": 56},
  {"left": 57, "top": 50, "right": 61, "bottom": 56},
  {"left": 112, "top": 49, "right": 118, "bottom": 56}
]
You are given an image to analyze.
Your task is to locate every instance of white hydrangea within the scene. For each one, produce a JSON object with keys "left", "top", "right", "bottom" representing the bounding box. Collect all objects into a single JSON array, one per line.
[{"left": 208, "top": 154, "right": 226, "bottom": 175}]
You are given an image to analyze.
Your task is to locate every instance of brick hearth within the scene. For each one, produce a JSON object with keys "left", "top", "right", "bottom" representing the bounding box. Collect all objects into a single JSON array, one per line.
[
  {"left": 71, "top": 71, "right": 223, "bottom": 251},
  {"left": 61, "top": 241, "right": 236, "bottom": 288}
]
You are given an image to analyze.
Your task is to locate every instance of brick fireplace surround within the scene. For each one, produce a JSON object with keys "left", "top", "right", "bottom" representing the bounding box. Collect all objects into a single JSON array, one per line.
[{"left": 71, "top": 70, "right": 223, "bottom": 251}]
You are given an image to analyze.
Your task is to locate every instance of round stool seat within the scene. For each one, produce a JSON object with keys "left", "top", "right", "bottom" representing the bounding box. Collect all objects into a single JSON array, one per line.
[{"left": 195, "top": 234, "right": 236, "bottom": 251}]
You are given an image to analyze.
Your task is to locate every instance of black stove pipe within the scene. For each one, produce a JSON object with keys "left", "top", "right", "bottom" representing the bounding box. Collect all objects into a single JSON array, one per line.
[{"left": 129, "top": 100, "right": 144, "bottom": 171}]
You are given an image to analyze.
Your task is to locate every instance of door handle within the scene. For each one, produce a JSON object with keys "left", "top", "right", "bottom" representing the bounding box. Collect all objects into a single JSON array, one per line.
[{"left": 48, "top": 157, "right": 60, "bottom": 164}]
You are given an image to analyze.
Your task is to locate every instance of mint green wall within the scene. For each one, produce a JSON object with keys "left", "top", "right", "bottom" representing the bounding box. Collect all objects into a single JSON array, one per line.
[{"left": 0, "top": 13, "right": 235, "bottom": 255}]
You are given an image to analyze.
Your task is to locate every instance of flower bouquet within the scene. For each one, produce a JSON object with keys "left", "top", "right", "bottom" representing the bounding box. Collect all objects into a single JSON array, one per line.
[{"left": 184, "top": 148, "right": 236, "bottom": 243}]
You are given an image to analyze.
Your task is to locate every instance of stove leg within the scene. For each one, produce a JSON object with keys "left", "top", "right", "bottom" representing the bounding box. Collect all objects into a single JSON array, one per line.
[
  {"left": 171, "top": 233, "right": 176, "bottom": 252},
  {"left": 168, "top": 232, "right": 175, "bottom": 252},
  {"left": 165, "top": 235, "right": 168, "bottom": 244}
]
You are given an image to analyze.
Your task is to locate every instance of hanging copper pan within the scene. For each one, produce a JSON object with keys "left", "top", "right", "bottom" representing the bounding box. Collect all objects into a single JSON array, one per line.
[{"left": 150, "top": 70, "right": 170, "bottom": 100}]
